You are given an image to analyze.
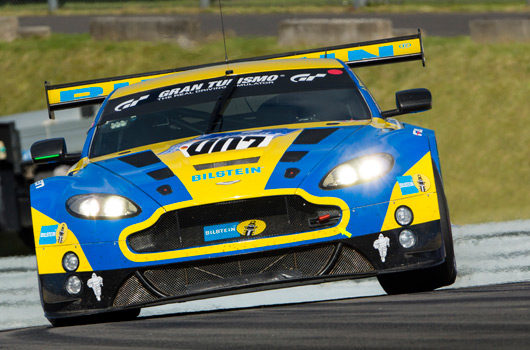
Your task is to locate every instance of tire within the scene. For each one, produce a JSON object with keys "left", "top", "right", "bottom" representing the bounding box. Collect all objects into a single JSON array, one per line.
[
  {"left": 48, "top": 308, "right": 141, "bottom": 327},
  {"left": 377, "top": 163, "right": 457, "bottom": 295}
]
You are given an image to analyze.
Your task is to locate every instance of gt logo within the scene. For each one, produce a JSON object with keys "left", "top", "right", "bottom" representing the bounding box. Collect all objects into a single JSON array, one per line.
[
  {"left": 114, "top": 95, "right": 149, "bottom": 112},
  {"left": 290, "top": 73, "right": 326, "bottom": 83}
]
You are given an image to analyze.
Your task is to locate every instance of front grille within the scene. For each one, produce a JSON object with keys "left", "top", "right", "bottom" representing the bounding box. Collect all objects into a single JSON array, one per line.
[
  {"left": 128, "top": 195, "right": 341, "bottom": 253},
  {"left": 113, "top": 244, "right": 374, "bottom": 307},
  {"left": 143, "top": 245, "right": 335, "bottom": 296}
]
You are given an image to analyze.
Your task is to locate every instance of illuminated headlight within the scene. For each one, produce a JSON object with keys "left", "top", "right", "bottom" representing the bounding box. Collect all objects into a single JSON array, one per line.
[
  {"left": 320, "top": 153, "right": 394, "bottom": 190},
  {"left": 65, "top": 275, "right": 82, "bottom": 295},
  {"left": 62, "top": 252, "right": 79, "bottom": 272},
  {"left": 399, "top": 229, "right": 417, "bottom": 249},
  {"left": 66, "top": 194, "right": 140, "bottom": 219},
  {"left": 395, "top": 206, "right": 413, "bottom": 226}
]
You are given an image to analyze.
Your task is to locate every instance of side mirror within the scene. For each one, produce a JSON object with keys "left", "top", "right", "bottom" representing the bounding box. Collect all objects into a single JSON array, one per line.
[
  {"left": 381, "top": 88, "right": 432, "bottom": 118},
  {"left": 31, "top": 138, "right": 81, "bottom": 165}
]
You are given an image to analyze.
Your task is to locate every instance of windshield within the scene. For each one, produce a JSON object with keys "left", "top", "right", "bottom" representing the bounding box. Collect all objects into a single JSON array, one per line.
[{"left": 90, "top": 68, "right": 370, "bottom": 158}]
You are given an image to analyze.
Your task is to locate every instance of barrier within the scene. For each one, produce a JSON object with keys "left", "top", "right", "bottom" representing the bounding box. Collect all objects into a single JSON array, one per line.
[
  {"left": 89, "top": 16, "right": 200, "bottom": 47},
  {"left": 0, "top": 17, "right": 18, "bottom": 42},
  {"left": 17, "top": 26, "right": 52, "bottom": 39},
  {"left": 470, "top": 19, "right": 530, "bottom": 43},
  {"left": 278, "top": 18, "right": 393, "bottom": 47}
]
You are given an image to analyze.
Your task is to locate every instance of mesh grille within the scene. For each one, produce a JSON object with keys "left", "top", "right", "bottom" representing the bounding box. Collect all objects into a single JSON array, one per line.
[
  {"left": 128, "top": 195, "right": 341, "bottom": 253},
  {"left": 329, "top": 246, "right": 375, "bottom": 275},
  {"left": 113, "top": 244, "right": 375, "bottom": 307},
  {"left": 143, "top": 245, "right": 335, "bottom": 297},
  {"left": 113, "top": 275, "right": 158, "bottom": 307}
]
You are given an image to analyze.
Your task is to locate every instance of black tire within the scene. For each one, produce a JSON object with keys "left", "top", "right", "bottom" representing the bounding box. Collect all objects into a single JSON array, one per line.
[
  {"left": 377, "top": 163, "right": 457, "bottom": 295},
  {"left": 48, "top": 308, "right": 141, "bottom": 327}
]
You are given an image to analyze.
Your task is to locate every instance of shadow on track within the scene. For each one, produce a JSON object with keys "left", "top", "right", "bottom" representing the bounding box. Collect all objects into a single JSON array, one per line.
[{"left": 1, "top": 281, "right": 529, "bottom": 350}]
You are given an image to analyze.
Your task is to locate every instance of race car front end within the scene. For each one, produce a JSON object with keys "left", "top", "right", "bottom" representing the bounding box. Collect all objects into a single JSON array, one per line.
[
  {"left": 31, "top": 119, "right": 453, "bottom": 322},
  {"left": 31, "top": 34, "right": 455, "bottom": 325}
]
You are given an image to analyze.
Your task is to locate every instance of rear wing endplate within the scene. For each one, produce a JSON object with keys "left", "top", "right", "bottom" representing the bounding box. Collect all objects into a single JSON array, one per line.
[{"left": 45, "top": 30, "right": 425, "bottom": 119}]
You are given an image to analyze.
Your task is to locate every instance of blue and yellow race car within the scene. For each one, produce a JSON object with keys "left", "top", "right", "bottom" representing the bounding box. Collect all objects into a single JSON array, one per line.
[{"left": 31, "top": 32, "right": 456, "bottom": 326}]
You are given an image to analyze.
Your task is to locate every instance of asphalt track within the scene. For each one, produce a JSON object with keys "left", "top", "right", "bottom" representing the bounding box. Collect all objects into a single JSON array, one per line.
[
  {"left": 19, "top": 12, "right": 530, "bottom": 37},
  {"left": 1, "top": 281, "right": 529, "bottom": 350}
]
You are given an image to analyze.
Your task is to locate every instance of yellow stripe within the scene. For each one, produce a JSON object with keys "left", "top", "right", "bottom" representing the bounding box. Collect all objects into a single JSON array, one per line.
[
  {"left": 118, "top": 188, "right": 350, "bottom": 263},
  {"left": 272, "top": 38, "right": 422, "bottom": 62},
  {"left": 380, "top": 152, "right": 440, "bottom": 232},
  {"left": 32, "top": 208, "right": 93, "bottom": 275},
  {"left": 47, "top": 73, "right": 172, "bottom": 105}
]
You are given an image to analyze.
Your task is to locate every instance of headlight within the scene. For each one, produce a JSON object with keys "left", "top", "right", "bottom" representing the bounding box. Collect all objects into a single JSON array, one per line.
[
  {"left": 399, "top": 229, "right": 417, "bottom": 249},
  {"left": 66, "top": 194, "right": 140, "bottom": 219},
  {"left": 320, "top": 153, "right": 394, "bottom": 190},
  {"left": 62, "top": 252, "right": 79, "bottom": 272},
  {"left": 65, "top": 276, "right": 82, "bottom": 295},
  {"left": 395, "top": 206, "right": 413, "bottom": 226}
]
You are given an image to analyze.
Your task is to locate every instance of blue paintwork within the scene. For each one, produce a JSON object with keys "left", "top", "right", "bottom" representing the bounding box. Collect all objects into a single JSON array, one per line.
[{"left": 32, "top": 60, "right": 439, "bottom": 273}]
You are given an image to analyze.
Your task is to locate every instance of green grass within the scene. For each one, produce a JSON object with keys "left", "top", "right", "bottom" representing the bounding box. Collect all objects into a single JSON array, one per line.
[
  {"left": 0, "top": 34, "right": 529, "bottom": 224},
  {"left": 0, "top": 1, "right": 528, "bottom": 15},
  {"left": 0, "top": 34, "right": 284, "bottom": 114},
  {"left": 355, "top": 36, "right": 530, "bottom": 224}
]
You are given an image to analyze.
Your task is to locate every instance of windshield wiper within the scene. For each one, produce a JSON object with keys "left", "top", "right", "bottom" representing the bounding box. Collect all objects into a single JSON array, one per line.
[{"left": 206, "top": 78, "right": 237, "bottom": 134}]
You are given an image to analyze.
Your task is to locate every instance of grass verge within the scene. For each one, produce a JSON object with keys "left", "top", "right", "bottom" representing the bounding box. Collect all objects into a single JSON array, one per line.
[
  {"left": 0, "top": 1, "right": 528, "bottom": 16},
  {"left": 0, "top": 34, "right": 529, "bottom": 224}
]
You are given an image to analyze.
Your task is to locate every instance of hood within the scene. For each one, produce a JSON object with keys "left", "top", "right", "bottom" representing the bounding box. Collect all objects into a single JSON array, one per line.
[{"left": 94, "top": 123, "right": 369, "bottom": 209}]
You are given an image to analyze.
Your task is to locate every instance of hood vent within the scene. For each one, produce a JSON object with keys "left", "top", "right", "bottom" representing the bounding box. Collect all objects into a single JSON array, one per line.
[
  {"left": 147, "top": 167, "right": 175, "bottom": 180},
  {"left": 293, "top": 128, "right": 338, "bottom": 145},
  {"left": 118, "top": 150, "right": 162, "bottom": 168},
  {"left": 280, "top": 151, "right": 308, "bottom": 163}
]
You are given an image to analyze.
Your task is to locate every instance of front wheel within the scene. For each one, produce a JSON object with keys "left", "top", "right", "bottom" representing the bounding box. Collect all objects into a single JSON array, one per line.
[{"left": 377, "top": 164, "right": 457, "bottom": 295}]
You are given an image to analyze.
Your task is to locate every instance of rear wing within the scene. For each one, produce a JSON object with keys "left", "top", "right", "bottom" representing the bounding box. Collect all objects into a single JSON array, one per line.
[{"left": 45, "top": 30, "right": 425, "bottom": 119}]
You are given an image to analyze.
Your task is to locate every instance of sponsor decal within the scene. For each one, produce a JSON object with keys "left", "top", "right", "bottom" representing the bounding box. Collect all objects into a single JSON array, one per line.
[
  {"left": 399, "top": 42, "right": 412, "bottom": 49},
  {"left": 161, "top": 129, "right": 296, "bottom": 157},
  {"left": 412, "top": 174, "right": 431, "bottom": 192},
  {"left": 35, "top": 180, "right": 45, "bottom": 189},
  {"left": 158, "top": 82, "right": 207, "bottom": 100},
  {"left": 39, "top": 225, "right": 58, "bottom": 245},
  {"left": 87, "top": 273, "right": 104, "bottom": 302},
  {"left": 56, "top": 223, "right": 68, "bottom": 244},
  {"left": 413, "top": 128, "right": 423, "bottom": 136},
  {"left": 39, "top": 223, "right": 69, "bottom": 245},
  {"left": 192, "top": 166, "right": 263, "bottom": 182},
  {"left": 237, "top": 75, "right": 279, "bottom": 86},
  {"left": 348, "top": 45, "right": 393, "bottom": 61},
  {"left": 373, "top": 234, "right": 390, "bottom": 263},
  {"left": 290, "top": 73, "right": 327, "bottom": 83},
  {"left": 203, "top": 222, "right": 240, "bottom": 242},
  {"left": 237, "top": 220, "right": 266, "bottom": 237},
  {"left": 114, "top": 94, "right": 149, "bottom": 112},
  {"left": 157, "top": 75, "right": 279, "bottom": 101},
  {"left": 397, "top": 176, "right": 419, "bottom": 196}
]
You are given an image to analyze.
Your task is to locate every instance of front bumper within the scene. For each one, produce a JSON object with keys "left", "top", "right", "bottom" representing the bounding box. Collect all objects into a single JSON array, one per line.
[{"left": 40, "top": 220, "right": 445, "bottom": 319}]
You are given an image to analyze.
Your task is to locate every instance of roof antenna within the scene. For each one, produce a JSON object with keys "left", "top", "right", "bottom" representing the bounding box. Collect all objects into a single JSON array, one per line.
[{"left": 218, "top": 0, "right": 230, "bottom": 67}]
